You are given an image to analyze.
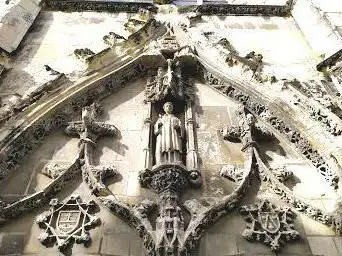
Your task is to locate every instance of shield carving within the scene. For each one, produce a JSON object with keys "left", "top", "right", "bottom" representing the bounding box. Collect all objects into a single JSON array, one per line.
[
  {"left": 56, "top": 210, "right": 81, "bottom": 235},
  {"left": 258, "top": 211, "right": 280, "bottom": 233}
]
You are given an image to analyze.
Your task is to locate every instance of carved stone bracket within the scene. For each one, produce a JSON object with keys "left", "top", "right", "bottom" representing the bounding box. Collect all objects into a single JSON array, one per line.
[
  {"left": 36, "top": 195, "right": 100, "bottom": 252},
  {"left": 139, "top": 164, "right": 197, "bottom": 194},
  {"left": 240, "top": 200, "right": 299, "bottom": 252}
]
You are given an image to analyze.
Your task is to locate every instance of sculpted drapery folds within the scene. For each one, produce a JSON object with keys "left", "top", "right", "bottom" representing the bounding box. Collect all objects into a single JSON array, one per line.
[{"left": 154, "top": 102, "right": 184, "bottom": 165}]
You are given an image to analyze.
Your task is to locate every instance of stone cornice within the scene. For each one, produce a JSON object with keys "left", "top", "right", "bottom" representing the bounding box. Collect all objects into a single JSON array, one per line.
[
  {"left": 43, "top": 0, "right": 157, "bottom": 12},
  {"left": 42, "top": 0, "right": 293, "bottom": 16}
]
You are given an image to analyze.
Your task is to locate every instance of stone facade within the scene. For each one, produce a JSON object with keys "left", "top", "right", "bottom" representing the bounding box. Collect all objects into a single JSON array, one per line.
[{"left": 0, "top": 1, "right": 342, "bottom": 255}]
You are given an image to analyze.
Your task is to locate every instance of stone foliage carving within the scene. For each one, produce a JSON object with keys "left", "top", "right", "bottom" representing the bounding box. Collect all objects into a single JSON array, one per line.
[
  {"left": 225, "top": 50, "right": 268, "bottom": 83},
  {"left": 103, "top": 32, "right": 126, "bottom": 46},
  {"left": 36, "top": 195, "right": 100, "bottom": 252},
  {"left": 139, "top": 164, "right": 191, "bottom": 194},
  {"left": 42, "top": 162, "right": 71, "bottom": 179},
  {"left": 309, "top": 107, "right": 342, "bottom": 136},
  {"left": 74, "top": 48, "right": 95, "bottom": 61},
  {"left": 283, "top": 78, "right": 342, "bottom": 135},
  {"left": 240, "top": 200, "right": 299, "bottom": 252}
]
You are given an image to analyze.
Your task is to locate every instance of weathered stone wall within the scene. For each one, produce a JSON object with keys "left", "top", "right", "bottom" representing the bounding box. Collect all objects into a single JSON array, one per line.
[
  {"left": 0, "top": 5, "right": 342, "bottom": 256},
  {"left": 0, "top": 81, "right": 339, "bottom": 255}
]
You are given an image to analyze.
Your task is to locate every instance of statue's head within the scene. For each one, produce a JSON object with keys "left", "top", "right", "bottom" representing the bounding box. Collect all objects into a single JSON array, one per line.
[
  {"left": 246, "top": 113, "right": 255, "bottom": 125},
  {"left": 157, "top": 67, "right": 163, "bottom": 76},
  {"left": 163, "top": 102, "right": 174, "bottom": 114}
]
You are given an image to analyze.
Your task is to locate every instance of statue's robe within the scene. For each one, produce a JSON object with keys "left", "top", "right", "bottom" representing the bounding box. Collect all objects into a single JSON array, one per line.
[{"left": 154, "top": 114, "right": 182, "bottom": 164}]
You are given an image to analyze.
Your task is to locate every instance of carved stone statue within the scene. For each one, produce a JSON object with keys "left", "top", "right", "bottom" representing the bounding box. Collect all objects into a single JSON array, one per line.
[
  {"left": 154, "top": 102, "right": 183, "bottom": 165},
  {"left": 145, "top": 59, "right": 182, "bottom": 103}
]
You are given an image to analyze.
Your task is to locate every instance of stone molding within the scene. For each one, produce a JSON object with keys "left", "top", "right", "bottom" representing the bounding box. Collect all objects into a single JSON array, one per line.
[
  {"left": 196, "top": 1, "right": 293, "bottom": 16},
  {"left": 43, "top": 0, "right": 157, "bottom": 13},
  {"left": 42, "top": 0, "right": 293, "bottom": 17}
]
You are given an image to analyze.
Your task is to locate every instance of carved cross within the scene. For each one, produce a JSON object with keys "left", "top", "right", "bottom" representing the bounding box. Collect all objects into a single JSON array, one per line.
[
  {"left": 65, "top": 102, "right": 119, "bottom": 196},
  {"left": 43, "top": 103, "right": 119, "bottom": 196}
]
